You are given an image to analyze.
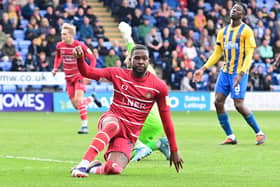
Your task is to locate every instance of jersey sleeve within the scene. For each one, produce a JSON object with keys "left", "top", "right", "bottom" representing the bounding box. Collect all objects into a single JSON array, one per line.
[
  {"left": 77, "top": 56, "right": 114, "bottom": 81},
  {"left": 80, "top": 42, "right": 96, "bottom": 68},
  {"left": 156, "top": 81, "right": 178, "bottom": 152},
  {"left": 241, "top": 27, "right": 256, "bottom": 73},
  {"left": 53, "top": 43, "right": 62, "bottom": 69}
]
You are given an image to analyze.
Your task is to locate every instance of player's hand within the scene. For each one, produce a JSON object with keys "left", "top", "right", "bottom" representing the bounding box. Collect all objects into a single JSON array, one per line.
[
  {"left": 233, "top": 73, "right": 243, "bottom": 88},
  {"left": 118, "top": 21, "right": 133, "bottom": 43},
  {"left": 193, "top": 69, "right": 204, "bottom": 82},
  {"left": 73, "top": 46, "right": 84, "bottom": 58},
  {"left": 52, "top": 69, "right": 58, "bottom": 76},
  {"left": 170, "top": 151, "right": 183, "bottom": 173}
]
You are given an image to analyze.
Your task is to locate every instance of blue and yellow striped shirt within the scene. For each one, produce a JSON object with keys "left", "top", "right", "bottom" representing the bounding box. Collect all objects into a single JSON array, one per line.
[{"left": 216, "top": 23, "right": 256, "bottom": 74}]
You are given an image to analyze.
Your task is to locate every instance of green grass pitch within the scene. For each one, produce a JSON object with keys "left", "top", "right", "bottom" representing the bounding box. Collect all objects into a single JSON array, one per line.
[{"left": 0, "top": 111, "right": 279, "bottom": 187}]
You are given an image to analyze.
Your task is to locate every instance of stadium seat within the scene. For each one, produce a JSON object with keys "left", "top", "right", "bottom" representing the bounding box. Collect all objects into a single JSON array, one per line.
[
  {"left": 103, "top": 41, "right": 112, "bottom": 49},
  {"left": 18, "top": 40, "right": 31, "bottom": 50},
  {"left": 21, "top": 19, "right": 29, "bottom": 30},
  {"left": 39, "top": 10, "right": 47, "bottom": 17},
  {"left": 2, "top": 85, "right": 17, "bottom": 92},
  {"left": 14, "top": 30, "right": 25, "bottom": 41}
]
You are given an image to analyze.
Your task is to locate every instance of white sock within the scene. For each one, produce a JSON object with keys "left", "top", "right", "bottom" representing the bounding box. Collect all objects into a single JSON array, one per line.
[
  {"left": 78, "top": 160, "right": 89, "bottom": 168},
  {"left": 227, "top": 134, "right": 236, "bottom": 140},
  {"left": 256, "top": 131, "right": 264, "bottom": 135},
  {"left": 82, "top": 120, "right": 88, "bottom": 127}
]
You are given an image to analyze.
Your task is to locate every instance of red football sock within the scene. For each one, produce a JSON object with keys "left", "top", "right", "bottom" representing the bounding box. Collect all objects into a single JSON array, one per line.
[
  {"left": 91, "top": 161, "right": 123, "bottom": 175},
  {"left": 78, "top": 101, "right": 87, "bottom": 121},
  {"left": 83, "top": 123, "right": 119, "bottom": 161}
]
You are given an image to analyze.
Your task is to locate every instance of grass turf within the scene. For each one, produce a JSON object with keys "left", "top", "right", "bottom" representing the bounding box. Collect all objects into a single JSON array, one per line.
[{"left": 0, "top": 111, "right": 279, "bottom": 187}]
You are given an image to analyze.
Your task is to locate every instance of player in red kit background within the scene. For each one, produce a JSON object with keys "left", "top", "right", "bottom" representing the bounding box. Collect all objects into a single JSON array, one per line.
[
  {"left": 51, "top": 23, "right": 101, "bottom": 134},
  {"left": 71, "top": 44, "right": 183, "bottom": 177}
]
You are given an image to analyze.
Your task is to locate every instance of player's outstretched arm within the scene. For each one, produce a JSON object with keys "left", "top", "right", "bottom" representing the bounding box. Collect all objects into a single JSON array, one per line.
[{"left": 73, "top": 46, "right": 102, "bottom": 81}]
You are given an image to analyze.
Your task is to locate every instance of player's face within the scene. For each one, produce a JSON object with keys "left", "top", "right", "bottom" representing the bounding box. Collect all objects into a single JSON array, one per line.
[
  {"left": 131, "top": 49, "right": 149, "bottom": 77},
  {"left": 61, "top": 29, "right": 74, "bottom": 44},
  {"left": 230, "top": 4, "right": 244, "bottom": 20}
]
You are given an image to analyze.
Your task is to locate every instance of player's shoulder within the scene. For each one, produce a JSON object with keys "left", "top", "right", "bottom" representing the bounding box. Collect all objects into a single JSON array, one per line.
[
  {"left": 149, "top": 73, "right": 168, "bottom": 89},
  {"left": 56, "top": 41, "right": 64, "bottom": 47},
  {"left": 73, "top": 40, "right": 85, "bottom": 46},
  {"left": 243, "top": 24, "right": 254, "bottom": 33}
]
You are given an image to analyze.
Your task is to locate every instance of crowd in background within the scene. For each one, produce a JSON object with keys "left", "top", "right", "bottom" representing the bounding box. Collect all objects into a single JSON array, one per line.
[{"left": 0, "top": 0, "right": 280, "bottom": 92}]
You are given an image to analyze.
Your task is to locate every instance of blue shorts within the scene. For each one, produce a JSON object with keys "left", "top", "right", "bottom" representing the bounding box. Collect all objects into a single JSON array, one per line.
[{"left": 215, "top": 71, "right": 248, "bottom": 99}]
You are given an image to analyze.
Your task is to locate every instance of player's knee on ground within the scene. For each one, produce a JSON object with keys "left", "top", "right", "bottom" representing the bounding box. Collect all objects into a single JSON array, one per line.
[{"left": 104, "top": 160, "right": 123, "bottom": 175}]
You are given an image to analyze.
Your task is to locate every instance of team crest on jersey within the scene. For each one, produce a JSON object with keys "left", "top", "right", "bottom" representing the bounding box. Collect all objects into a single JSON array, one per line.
[{"left": 144, "top": 91, "right": 152, "bottom": 99}]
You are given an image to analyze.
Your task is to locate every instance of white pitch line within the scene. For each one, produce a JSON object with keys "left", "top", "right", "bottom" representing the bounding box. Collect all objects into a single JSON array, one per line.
[{"left": 1, "top": 155, "right": 76, "bottom": 164}]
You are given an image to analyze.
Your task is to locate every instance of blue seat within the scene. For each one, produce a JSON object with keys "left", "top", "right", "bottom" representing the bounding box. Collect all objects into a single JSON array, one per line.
[
  {"left": 21, "top": 19, "right": 29, "bottom": 30},
  {"left": 2, "top": 85, "right": 17, "bottom": 92},
  {"left": 39, "top": 10, "right": 47, "bottom": 17},
  {"left": 103, "top": 41, "right": 112, "bottom": 49},
  {"left": 18, "top": 40, "right": 31, "bottom": 50},
  {"left": 14, "top": 30, "right": 25, "bottom": 41}
]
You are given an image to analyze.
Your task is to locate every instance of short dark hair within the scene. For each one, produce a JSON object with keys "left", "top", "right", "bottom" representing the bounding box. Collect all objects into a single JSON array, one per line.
[
  {"left": 235, "top": 2, "right": 247, "bottom": 15},
  {"left": 131, "top": 44, "right": 149, "bottom": 56}
]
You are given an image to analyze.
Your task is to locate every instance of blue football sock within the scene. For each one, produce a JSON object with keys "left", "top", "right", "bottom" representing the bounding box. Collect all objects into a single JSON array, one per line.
[
  {"left": 244, "top": 113, "right": 261, "bottom": 133},
  {"left": 217, "top": 113, "right": 233, "bottom": 136}
]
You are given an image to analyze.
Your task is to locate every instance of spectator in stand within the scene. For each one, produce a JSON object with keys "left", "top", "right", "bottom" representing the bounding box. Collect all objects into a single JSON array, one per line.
[
  {"left": 273, "top": 40, "right": 280, "bottom": 57},
  {"left": 7, "top": 3, "right": 19, "bottom": 29},
  {"left": 21, "top": 0, "right": 36, "bottom": 20},
  {"left": 0, "top": 56, "right": 12, "bottom": 71},
  {"left": 73, "top": 7, "right": 85, "bottom": 27},
  {"left": 111, "top": 40, "right": 122, "bottom": 57},
  {"left": 208, "top": 66, "right": 218, "bottom": 91},
  {"left": 118, "top": 0, "right": 133, "bottom": 23},
  {"left": 127, "top": 0, "right": 137, "bottom": 9},
  {"left": 165, "top": 0, "right": 179, "bottom": 10},
  {"left": 93, "top": 20, "right": 108, "bottom": 41},
  {"left": 173, "top": 28, "right": 187, "bottom": 46},
  {"left": 143, "top": 7, "right": 156, "bottom": 26},
  {"left": 147, "top": 0, "right": 159, "bottom": 14},
  {"left": 247, "top": 7, "right": 258, "bottom": 28},
  {"left": 271, "top": 1, "right": 280, "bottom": 17},
  {"left": 85, "top": 7, "right": 97, "bottom": 26},
  {"left": 84, "top": 36, "right": 95, "bottom": 51},
  {"left": 0, "top": 25, "right": 8, "bottom": 50},
  {"left": 220, "top": 8, "right": 230, "bottom": 24},
  {"left": 161, "top": 27, "right": 176, "bottom": 49},
  {"left": 40, "top": 18, "right": 52, "bottom": 35},
  {"left": 135, "top": 0, "right": 146, "bottom": 13},
  {"left": 37, "top": 51, "right": 51, "bottom": 72},
  {"left": 44, "top": 5, "right": 59, "bottom": 28},
  {"left": 180, "top": 71, "right": 196, "bottom": 91},
  {"left": 194, "top": 8, "right": 207, "bottom": 31},
  {"left": 11, "top": 52, "right": 25, "bottom": 71},
  {"left": 180, "top": 8, "right": 194, "bottom": 25},
  {"left": 25, "top": 16, "right": 40, "bottom": 40},
  {"left": 92, "top": 48, "right": 105, "bottom": 68},
  {"left": 137, "top": 18, "right": 152, "bottom": 44},
  {"left": 28, "top": 38, "right": 42, "bottom": 62},
  {"left": 183, "top": 39, "right": 197, "bottom": 61},
  {"left": 79, "top": 0, "right": 92, "bottom": 13},
  {"left": 78, "top": 16, "right": 94, "bottom": 41},
  {"left": 104, "top": 48, "right": 120, "bottom": 67},
  {"left": 64, "top": 0, "right": 78, "bottom": 17},
  {"left": 254, "top": 20, "right": 266, "bottom": 43},
  {"left": 131, "top": 8, "right": 143, "bottom": 28},
  {"left": 179, "top": 18, "right": 191, "bottom": 38},
  {"left": 32, "top": 7, "right": 42, "bottom": 25},
  {"left": 1, "top": 37, "right": 16, "bottom": 60},
  {"left": 251, "top": 65, "right": 265, "bottom": 91},
  {"left": 258, "top": 39, "right": 274, "bottom": 60},
  {"left": 0, "top": 12, "right": 14, "bottom": 38},
  {"left": 25, "top": 53, "right": 37, "bottom": 71},
  {"left": 46, "top": 27, "right": 61, "bottom": 54},
  {"left": 145, "top": 27, "right": 162, "bottom": 60},
  {"left": 263, "top": 74, "right": 273, "bottom": 91},
  {"left": 96, "top": 37, "right": 108, "bottom": 57},
  {"left": 158, "top": 2, "right": 170, "bottom": 18}
]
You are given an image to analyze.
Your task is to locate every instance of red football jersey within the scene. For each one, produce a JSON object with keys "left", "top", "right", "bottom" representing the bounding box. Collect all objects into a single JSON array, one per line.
[
  {"left": 77, "top": 59, "right": 178, "bottom": 152},
  {"left": 54, "top": 40, "right": 96, "bottom": 80}
]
